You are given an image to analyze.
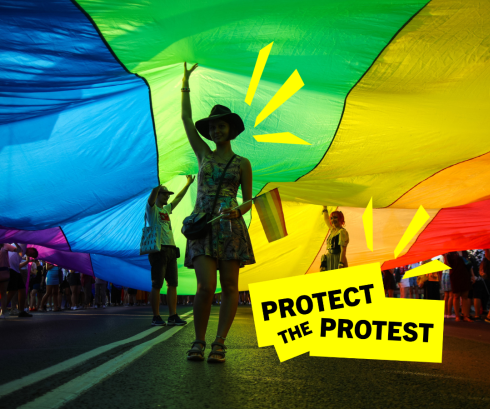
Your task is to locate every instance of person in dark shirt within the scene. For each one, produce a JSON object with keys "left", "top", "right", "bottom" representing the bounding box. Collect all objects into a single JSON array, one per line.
[
  {"left": 29, "top": 260, "right": 42, "bottom": 311},
  {"left": 478, "top": 250, "right": 490, "bottom": 323},
  {"left": 445, "top": 252, "right": 473, "bottom": 322},
  {"left": 382, "top": 269, "right": 396, "bottom": 298}
]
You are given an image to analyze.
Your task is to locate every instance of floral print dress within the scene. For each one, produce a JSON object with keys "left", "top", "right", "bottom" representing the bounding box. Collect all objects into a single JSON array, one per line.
[{"left": 184, "top": 152, "right": 255, "bottom": 269}]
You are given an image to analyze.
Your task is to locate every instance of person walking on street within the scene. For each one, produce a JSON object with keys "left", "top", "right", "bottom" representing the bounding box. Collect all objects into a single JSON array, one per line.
[
  {"left": 29, "top": 260, "right": 42, "bottom": 311},
  {"left": 81, "top": 273, "right": 94, "bottom": 309},
  {"left": 40, "top": 262, "right": 61, "bottom": 312},
  {"left": 94, "top": 277, "right": 107, "bottom": 308},
  {"left": 445, "top": 252, "right": 473, "bottom": 322},
  {"left": 7, "top": 244, "right": 38, "bottom": 317},
  {"left": 0, "top": 243, "right": 21, "bottom": 318},
  {"left": 67, "top": 270, "right": 82, "bottom": 310}
]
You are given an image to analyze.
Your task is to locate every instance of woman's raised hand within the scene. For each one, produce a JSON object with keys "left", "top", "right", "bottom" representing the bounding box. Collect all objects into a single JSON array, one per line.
[{"left": 183, "top": 62, "right": 198, "bottom": 82}]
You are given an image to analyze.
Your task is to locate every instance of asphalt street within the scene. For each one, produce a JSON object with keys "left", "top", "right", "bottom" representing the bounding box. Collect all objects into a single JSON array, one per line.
[{"left": 1, "top": 305, "right": 490, "bottom": 409}]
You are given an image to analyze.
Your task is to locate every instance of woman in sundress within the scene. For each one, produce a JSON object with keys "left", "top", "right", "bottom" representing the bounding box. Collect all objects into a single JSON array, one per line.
[
  {"left": 320, "top": 206, "right": 349, "bottom": 271},
  {"left": 181, "top": 62, "right": 255, "bottom": 363}
]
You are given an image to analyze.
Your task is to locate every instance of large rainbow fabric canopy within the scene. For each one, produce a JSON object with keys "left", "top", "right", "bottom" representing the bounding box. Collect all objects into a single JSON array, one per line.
[{"left": 2, "top": 0, "right": 490, "bottom": 293}]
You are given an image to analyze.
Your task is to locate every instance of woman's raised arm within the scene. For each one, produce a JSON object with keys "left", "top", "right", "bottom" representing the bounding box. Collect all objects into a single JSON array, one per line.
[
  {"left": 322, "top": 206, "right": 333, "bottom": 229},
  {"left": 181, "top": 62, "right": 211, "bottom": 165}
]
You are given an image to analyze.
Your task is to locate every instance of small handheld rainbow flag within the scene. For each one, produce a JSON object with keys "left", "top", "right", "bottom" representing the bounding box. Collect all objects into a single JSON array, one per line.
[
  {"left": 207, "top": 188, "right": 288, "bottom": 243},
  {"left": 253, "top": 188, "right": 288, "bottom": 242}
]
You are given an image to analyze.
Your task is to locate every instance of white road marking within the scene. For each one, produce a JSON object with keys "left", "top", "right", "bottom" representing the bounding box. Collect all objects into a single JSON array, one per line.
[
  {"left": 45, "top": 314, "right": 158, "bottom": 317},
  {"left": 385, "top": 370, "right": 466, "bottom": 380},
  {"left": 0, "top": 311, "right": 192, "bottom": 399},
  {"left": 18, "top": 315, "right": 194, "bottom": 409}
]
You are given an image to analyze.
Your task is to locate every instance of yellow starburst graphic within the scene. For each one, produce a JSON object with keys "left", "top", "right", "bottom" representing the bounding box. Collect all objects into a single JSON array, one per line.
[{"left": 246, "top": 43, "right": 308, "bottom": 145}]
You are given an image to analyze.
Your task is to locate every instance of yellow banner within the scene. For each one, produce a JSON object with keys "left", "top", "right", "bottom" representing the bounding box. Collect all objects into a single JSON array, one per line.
[{"left": 250, "top": 263, "right": 444, "bottom": 363}]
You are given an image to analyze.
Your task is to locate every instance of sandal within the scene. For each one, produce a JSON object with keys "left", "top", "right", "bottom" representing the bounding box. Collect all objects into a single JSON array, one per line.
[
  {"left": 207, "top": 341, "right": 227, "bottom": 363},
  {"left": 186, "top": 340, "right": 206, "bottom": 361}
]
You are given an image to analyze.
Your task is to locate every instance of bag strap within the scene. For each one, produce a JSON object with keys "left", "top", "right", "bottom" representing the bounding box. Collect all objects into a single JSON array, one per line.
[
  {"left": 210, "top": 154, "right": 237, "bottom": 214},
  {"left": 209, "top": 153, "right": 237, "bottom": 260}
]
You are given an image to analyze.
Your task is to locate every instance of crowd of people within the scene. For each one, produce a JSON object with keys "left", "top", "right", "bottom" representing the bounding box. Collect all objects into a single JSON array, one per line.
[
  {"left": 3, "top": 240, "right": 489, "bottom": 324},
  {"left": 382, "top": 249, "right": 490, "bottom": 322},
  {"left": 0, "top": 243, "right": 251, "bottom": 319}
]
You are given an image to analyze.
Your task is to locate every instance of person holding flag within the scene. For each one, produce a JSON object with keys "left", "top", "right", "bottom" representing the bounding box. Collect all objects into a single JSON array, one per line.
[{"left": 181, "top": 62, "right": 255, "bottom": 363}]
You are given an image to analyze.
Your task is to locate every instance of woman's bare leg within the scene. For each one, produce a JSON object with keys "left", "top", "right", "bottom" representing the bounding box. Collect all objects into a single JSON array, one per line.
[
  {"left": 8, "top": 292, "right": 18, "bottom": 310},
  {"left": 52, "top": 287, "right": 60, "bottom": 311},
  {"left": 64, "top": 287, "right": 71, "bottom": 309},
  {"left": 188, "top": 256, "right": 217, "bottom": 356},
  {"left": 29, "top": 289, "right": 37, "bottom": 309},
  {"left": 36, "top": 291, "right": 42, "bottom": 309},
  {"left": 453, "top": 292, "right": 461, "bottom": 320},
  {"left": 40, "top": 286, "right": 53, "bottom": 309},
  {"left": 474, "top": 298, "right": 482, "bottom": 318},
  {"left": 444, "top": 291, "right": 452, "bottom": 316},
  {"left": 461, "top": 291, "right": 471, "bottom": 318},
  {"left": 193, "top": 256, "right": 217, "bottom": 339},
  {"left": 209, "top": 259, "right": 240, "bottom": 359},
  {"left": 70, "top": 286, "right": 79, "bottom": 308},
  {"left": 216, "top": 260, "right": 239, "bottom": 337},
  {"left": 0, "top": 282, "right": 8, "bottom": 316}
]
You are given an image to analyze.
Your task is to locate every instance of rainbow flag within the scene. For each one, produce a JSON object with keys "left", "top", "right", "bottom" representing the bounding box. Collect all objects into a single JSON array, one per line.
[{"left": 253, "top": 188, "right": 288, "bottom": 242}]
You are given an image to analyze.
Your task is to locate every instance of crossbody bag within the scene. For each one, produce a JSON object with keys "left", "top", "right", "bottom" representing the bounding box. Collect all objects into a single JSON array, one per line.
[{"left": 181, "top": 154, "right": 237, "bottom": 240}]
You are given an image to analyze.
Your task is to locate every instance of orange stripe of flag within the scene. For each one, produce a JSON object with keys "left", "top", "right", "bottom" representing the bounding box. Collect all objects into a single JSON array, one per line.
[{"left": 256, "top": 194, "right": 281, "bottom": 241}]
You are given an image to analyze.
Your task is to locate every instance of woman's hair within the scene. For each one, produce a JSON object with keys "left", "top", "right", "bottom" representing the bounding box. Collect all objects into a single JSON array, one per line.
[
  {"left": 330, "top": 210, "right": 345, "bottom": 226},
  {"left": 445, "top": 251, "right": 460, "bottom": 268},
  {"left": 26, "top": 247, "right": 39, "bottom": 258}
]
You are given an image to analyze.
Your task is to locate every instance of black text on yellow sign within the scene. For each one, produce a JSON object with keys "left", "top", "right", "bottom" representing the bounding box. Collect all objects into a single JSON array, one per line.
[{"left": 249, "top": 263, "right": 444, "bottom": 362}]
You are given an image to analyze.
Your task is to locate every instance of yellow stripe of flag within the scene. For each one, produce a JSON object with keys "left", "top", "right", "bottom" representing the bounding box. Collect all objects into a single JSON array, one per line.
[{"left": 253, "top": 188, "right": 288, "bottom": 242}]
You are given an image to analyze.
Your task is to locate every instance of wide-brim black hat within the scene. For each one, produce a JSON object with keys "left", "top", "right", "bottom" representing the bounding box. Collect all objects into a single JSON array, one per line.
[{"left": 195, "top": 105, "right": 245, "bottom": 141}]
